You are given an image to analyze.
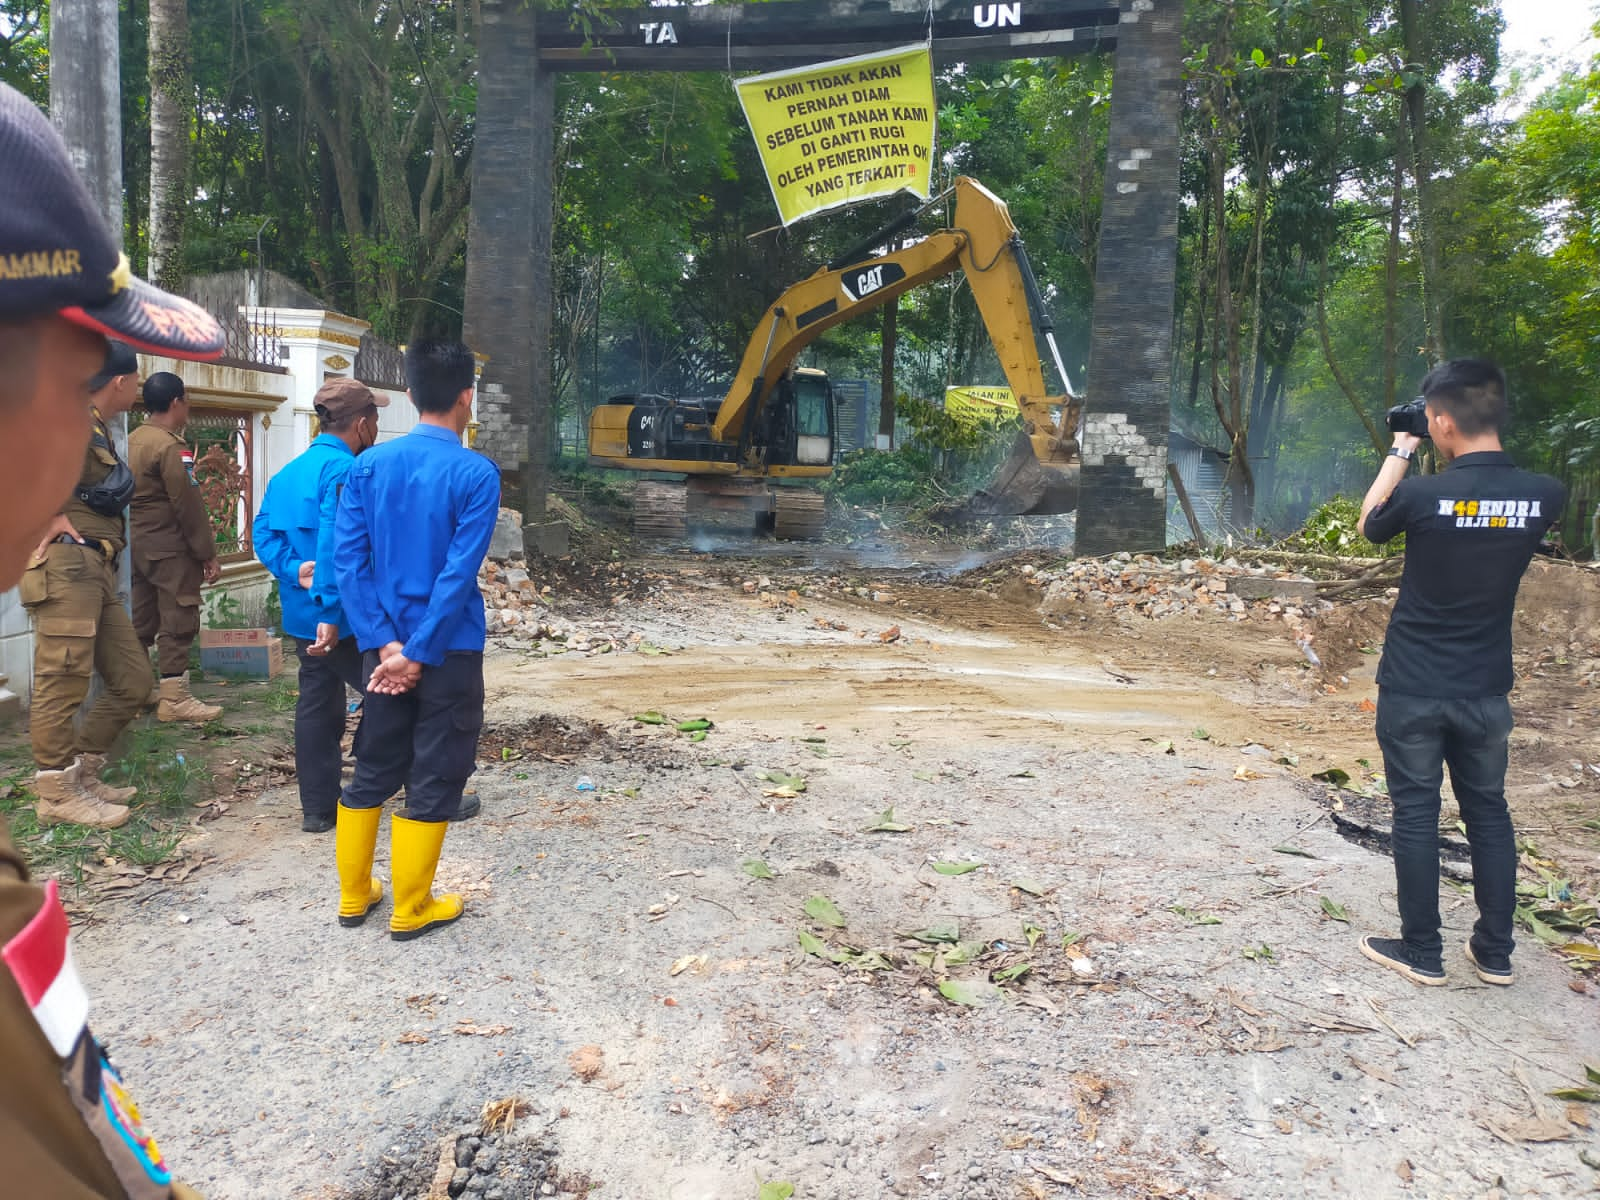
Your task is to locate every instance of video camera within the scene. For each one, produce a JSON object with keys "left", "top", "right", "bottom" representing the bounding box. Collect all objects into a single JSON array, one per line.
[{"left": 1386, "top": 396, "right": 1430, "bottom": 439}]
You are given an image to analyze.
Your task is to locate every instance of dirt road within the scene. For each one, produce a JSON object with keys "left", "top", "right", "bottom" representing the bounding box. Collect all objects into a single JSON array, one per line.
[{"left": 73, "top": 555, "right": 1600, "bottom": 1199}]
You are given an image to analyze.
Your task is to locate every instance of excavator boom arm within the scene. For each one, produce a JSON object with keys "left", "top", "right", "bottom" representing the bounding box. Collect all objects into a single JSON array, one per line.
[{"left": 709, "top": 176, "right": 1075, "bottom": 458}]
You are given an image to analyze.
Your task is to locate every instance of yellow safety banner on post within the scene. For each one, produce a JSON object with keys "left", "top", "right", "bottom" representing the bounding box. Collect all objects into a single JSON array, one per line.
[
  {"left": 944, "top": 386, "right": 1019, "bottom": 428},
  {"left": 736, "top": 43, "right": 936, "bottom": 226}
]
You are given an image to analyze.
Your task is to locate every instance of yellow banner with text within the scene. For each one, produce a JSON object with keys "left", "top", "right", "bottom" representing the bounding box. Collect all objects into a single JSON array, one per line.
[{"left": 736, "top": 43, "right": 936, "bottom": 226}]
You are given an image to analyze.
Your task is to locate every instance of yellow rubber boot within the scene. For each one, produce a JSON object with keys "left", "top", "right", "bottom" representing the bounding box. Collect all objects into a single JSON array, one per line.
[
  {"left": 389, "top": 813, "right": 463, "bottom": 942},
  {"left": 336, "top": 804, "right": 385, "bottom": 927}
]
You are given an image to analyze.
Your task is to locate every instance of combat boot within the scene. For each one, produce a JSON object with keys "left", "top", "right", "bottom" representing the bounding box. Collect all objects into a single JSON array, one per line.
[
  {"left": 76, "top": 753, "right": 139, "bottom": 805},
  {"left": 336, "top": 803, "right": 385, "bottom": 927},
  {"left": 34, "top": 762, "right": 130, "bottom": 829},
  {"left": 158, "top": 672, "right": 222, "bottom": 723},
  {"left": 388, "top": 813, "right": 463, "bottom": 941}
]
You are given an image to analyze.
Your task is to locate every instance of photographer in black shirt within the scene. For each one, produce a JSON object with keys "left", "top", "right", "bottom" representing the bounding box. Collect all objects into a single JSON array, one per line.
[{"left": 1357, "top": 359, "right": 1565, "bottom": 987}]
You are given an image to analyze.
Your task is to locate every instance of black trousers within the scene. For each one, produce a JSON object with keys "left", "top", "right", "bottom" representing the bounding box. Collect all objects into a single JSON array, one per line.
[
  {"left": 293, "top": 636, "right": 364, "bottom": 820},
  {"left": 342, "top": 650, "right": 485, "bottom": 822},
  {"left": 1376, "top": 688, "right": 1517, "bottom": 966}
]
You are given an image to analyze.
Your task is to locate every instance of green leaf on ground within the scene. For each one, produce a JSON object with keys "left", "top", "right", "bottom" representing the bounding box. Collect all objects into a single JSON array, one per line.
[
  {"left": 633, "top": 711, "right": 667, "bottom": 725},
  {"left": 1549, "top": 1087, "right": 1600, "bottom": 1103},
  {"left": 863, "top": 807, "right": 912, "bottom": 833},
  {"left": 913, "top": 769, "right": 937, "bottom": 782},
  {"left": 901, "top": 920, "right": 961, "bottom": 944},
  {"left": 675, "top": 718, "right": 711, "bottom": 732},
  {"left": 1191, "top": 728, "right": 1210, "bottom": 741},
  {"left": 761, "top": 770, "right": 807, "bottom": 792},
  {"left": 688, "top": 729, "right": 708, "bottom": 743},
  {"left": 1241, "top": 943, "right": 1275, "bottom": 961},
  {"left": 803, "top": 895, "right": 846, "bottom": 928},
  {"left": 796, "top": 929, "right": 850, "bottom": 964},
  {"left": 1319, "top": 897, "right": 1350, "bottom": 922},
  {"left": 938, "top": 978, "right": 1002, "bottom": 1006},
  {"left": 992, "top": 962, "right": 1032, "bottom": 983},
  {"left": 1169, "top": 905, "right": 1222, "bottom": 926},
  {"left": 637, "top": 643, "right": 671, "bottom": 656},
  {"left": 1311, "top": 767, "right": 1350, "bottom": 786},
  {"left": 931, "top": 861, "right": 984, "bottom": 876},
  {"left": 741, "top": 859, "right": 774, "bottom": 880},
  {"left": 1011, "top": 878, "right": 1047, "bottom": 897},
  {"left": 759, "top": 1182, "right": 795, "bottom": 1200},
  {"left": 1273, "top": 845, "right": 1317, "bottom": 858},
  {"left": 1023, "top": 921, "right": 1044, "bottom": 949},
  {"left": 1060, "top": 931, "right": 1084, "bottom": 948}
]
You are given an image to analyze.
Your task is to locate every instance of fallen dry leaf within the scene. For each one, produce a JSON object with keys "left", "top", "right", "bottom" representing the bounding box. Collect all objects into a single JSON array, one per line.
[
  {"left": 397, "top": 1031, "right": 430, "bottom": 1045},
  {"left": 1350, "top": 1056, "right": 1400, "bottom": 1087},
  {"left": 1395, "top": 1159, "right": 1413, "bottom": 1183},
  {"left": 878, "top": 625, "right": 901, "bottom": 643},
  {"left": 567, "top": 1045, "right": 605, "bottom": 1081},
  {"left": 453, "top": 1021, "right": 511, "bottom": 1038},
  {"left": 1358, "top": 698, "right": 1377, "bottom": 713}
]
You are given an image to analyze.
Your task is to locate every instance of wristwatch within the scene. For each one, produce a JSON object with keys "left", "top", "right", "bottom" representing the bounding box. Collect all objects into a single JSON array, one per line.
[{"left": 1389, "top": 446, "right": 1414, "bottom": 461}]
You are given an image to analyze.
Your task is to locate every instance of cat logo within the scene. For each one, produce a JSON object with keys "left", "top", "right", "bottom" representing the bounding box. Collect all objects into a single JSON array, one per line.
[{"left": 841, "top": 261, "right": 907, "bottom": 303}]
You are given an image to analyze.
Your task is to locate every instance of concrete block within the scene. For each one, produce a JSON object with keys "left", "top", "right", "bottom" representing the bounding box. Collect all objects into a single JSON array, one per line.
[
  {"left": 1226, "top": 576, "right": 1317, "bottom": 604},
  {"left": 488, "top": 506, "right": 524, "bottom": 561},
  {"left": 522, "top": 520, "right": 569, "bottom": 559}
]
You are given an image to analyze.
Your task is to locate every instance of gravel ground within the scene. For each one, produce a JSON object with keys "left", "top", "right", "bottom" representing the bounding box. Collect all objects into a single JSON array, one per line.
[{"left": 70, "top": 561, "right": 1600, "bottom": 1200}]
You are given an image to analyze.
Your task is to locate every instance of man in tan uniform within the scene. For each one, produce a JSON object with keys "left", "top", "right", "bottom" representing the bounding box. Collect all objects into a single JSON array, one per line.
[
  {"left": 127, "top": 371, "right": 221, "bottom": 723},
  {"left": 21, "top": 340, "right": 153, "bottom": 827},
  {"left": 0, "top": 80, "right": 221, "bottom": 1199}
]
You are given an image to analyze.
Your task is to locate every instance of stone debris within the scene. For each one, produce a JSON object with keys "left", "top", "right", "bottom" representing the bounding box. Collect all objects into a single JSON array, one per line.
[{"left": 1031, "top": 553, "right": 1330, "bottom": 640}]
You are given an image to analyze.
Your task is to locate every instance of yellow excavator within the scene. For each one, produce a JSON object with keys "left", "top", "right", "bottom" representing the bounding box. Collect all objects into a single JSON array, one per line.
[{"left": 587, "top": 176, "right": 1082, "bottom": 540}]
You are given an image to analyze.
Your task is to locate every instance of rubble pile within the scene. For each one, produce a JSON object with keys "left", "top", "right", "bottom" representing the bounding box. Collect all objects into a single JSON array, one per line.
[{"left": 1029, "top": 553, "right": 1330, "bottom": 623}]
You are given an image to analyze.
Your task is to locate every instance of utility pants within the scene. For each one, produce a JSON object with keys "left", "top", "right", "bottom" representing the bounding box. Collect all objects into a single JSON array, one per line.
[
  {"left": 25, "top": 543, "right": 154, "bottom": 771},
  {"left": 1376, "top": 688, "right": 1517, "bottom": 967},
  {"left": 292, "top": 636, "right": 364, "bottom": 822},
  {"left": 130, "top": 551, "right": 203, "bottom": 677},
  {"left": 341, "top": 651, "right": 484, "bottom": 822}
]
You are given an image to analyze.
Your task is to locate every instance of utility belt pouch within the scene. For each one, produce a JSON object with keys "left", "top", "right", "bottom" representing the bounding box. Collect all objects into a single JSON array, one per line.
[
  {"left": 76, "top": 458, "right": 135, "bottom": 516},
  {"left": 17, "top": 553, "right": 47, "bottom": 606}
]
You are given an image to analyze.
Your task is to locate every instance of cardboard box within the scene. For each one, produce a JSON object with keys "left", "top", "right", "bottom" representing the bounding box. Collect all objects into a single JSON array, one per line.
[{"left": 199, "top": 629, "right": 283, "bottom": 679}]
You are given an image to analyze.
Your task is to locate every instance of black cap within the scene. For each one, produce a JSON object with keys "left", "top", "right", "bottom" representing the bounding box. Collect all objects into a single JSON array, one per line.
[
  {"left": 0, "top": 82, "right": 224, "bottom": 359},
  {"left": 87, "top": 340, "right": 139, "bottom": 391}
]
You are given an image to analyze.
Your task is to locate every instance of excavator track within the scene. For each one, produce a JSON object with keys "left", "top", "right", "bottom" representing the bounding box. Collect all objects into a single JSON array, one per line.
[
  {"left": 773, "top": 488, "right": 827, "bottom": 540},
  {"left": 633, "top": 481, "right": 688, "bottom": 541}
]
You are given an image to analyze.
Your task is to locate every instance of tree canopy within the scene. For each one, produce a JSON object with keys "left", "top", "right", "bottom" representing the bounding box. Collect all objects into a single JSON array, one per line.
[{"left": 8, "top": 0, "right": 1597, "bottom": 550}]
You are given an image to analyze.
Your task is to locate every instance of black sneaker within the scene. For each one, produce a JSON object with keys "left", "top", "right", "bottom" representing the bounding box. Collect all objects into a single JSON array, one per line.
[
  {"left": 301, "top": 812, "right": 336, "bottom": 834},
  {"left": 450, "top": 794, "right": 481, "bottom": 822},
  {"left": 1360, "top": 935, "right": 1445, "bottom": 986},
  {"left": 1464, "top": 942, "right": 1514, "bottom": 986}
]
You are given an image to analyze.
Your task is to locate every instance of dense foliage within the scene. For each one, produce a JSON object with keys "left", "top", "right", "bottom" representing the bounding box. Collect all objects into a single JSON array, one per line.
[{"left": 8, "top": 1, "right": 1598, "bottom": 550}]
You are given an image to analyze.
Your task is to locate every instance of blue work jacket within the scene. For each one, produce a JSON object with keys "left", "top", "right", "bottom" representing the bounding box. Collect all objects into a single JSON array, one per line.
[
  {"left": 253, "top": 434, "right": 357, "bottom": 641},
  {"left": 333, "top": 423, "right": 500, "bottom": 665}
]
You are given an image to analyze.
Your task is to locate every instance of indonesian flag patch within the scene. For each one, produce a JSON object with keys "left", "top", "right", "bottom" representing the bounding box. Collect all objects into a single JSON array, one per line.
[
  {"left": 181, "top": 446, "right": 197, "bottom": 484},
  {"left": 3, "top": 878, "right": 90, "bottom": 1056}
]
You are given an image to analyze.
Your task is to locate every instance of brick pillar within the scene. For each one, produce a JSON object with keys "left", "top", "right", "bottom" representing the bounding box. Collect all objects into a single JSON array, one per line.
[
  {"left": 463, "top": 1, "right": 544, "bottom": 481},
  {"left": 1076, "top": 0, "right": 1184, "bottom": 555}
]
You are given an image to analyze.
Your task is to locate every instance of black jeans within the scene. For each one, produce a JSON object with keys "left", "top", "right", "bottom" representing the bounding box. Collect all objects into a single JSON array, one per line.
[
  {"left": 293, "top": 636, "right": 364, "bottom": 820},
  {"left": 341, "top": 650, "right": 484, "bottom": 823},
  {"left": 1376, "top": 688, "right": 1517, "bottom": 966}
]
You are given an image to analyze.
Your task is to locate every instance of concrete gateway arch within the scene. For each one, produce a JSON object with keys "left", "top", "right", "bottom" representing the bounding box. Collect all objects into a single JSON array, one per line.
[{"left": 462, "top": 0, "right": 1182, "bottom": 555}]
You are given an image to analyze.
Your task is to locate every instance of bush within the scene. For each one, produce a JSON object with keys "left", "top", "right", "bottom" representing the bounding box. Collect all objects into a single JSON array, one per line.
[{"left": 1289, "top": 495, "right": 1402, "bottom": 558}]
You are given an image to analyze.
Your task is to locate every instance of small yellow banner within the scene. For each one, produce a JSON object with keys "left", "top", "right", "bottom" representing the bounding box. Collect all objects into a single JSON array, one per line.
[
  {"left": 944, "top": 386, "right": 1019, "bottom": 428},
  {"left": 736, "top": 43, "right": 936, "bottom": 226}
]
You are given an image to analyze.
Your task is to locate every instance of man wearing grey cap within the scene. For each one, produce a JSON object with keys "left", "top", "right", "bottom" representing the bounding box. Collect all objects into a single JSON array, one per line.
[
  {"left": 254, "top": 377, "right": 388, "bottom": 832},
  {"left": 19, "top": 340, "right": 153, "bottom": 828}
]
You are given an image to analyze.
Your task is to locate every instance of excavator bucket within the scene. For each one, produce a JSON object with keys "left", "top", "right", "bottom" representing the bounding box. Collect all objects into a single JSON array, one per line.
[{"left": 963, "top": 430, "right": 1080, "bottom": 517}]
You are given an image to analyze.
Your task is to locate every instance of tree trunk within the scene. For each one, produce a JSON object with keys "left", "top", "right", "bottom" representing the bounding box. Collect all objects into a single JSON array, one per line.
[
  {"left": 878, "top": 263, "right": 898, "bottom": 448},
  {"left": 148, "top": 0, "right": 190, "bottom": 291},
  {"left": 1398, "top": 0, "right": 1445, "bottom": 362}
]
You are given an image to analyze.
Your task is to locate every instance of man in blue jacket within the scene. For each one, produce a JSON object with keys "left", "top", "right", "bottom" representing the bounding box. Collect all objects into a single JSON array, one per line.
[
  {"left": 254, "top": 377, "right": 386, "bottom": 832},
  {"left": 333, "top": 339, "right": 500, "bottom": 941}
]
